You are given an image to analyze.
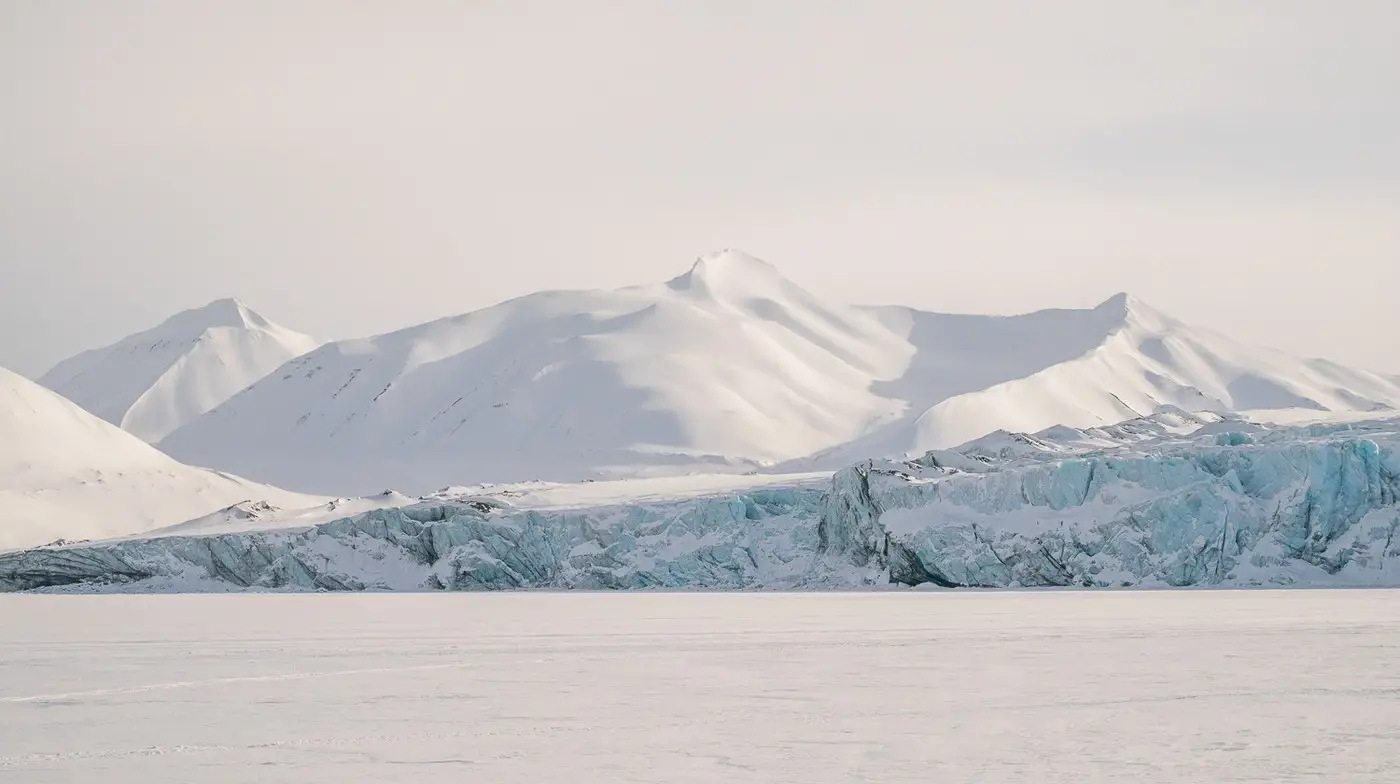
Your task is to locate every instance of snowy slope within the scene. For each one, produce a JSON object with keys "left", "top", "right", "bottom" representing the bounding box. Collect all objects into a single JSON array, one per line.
[
  {"left": 161, "top": 251, "right": 914, "bottom": 493},
  {"left": 0, "top": 365, "right": 319, "bottom": 550},
  {"left": 40, "top": 298, "right": 319, "bottom": 442},
  {"left": 895, "top": 295, "right": 1400, "bottom": 455},
  {"left": 160, "top": 250, "right": 1400, "bottom": 495}
]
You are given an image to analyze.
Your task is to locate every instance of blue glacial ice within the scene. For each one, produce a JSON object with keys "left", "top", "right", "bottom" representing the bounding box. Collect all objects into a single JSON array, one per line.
[
  {"left": 0, "top": 489, "right": 832, "bottom": 592},
  {"left": 4, "top": 410, "right": 1400, "bottom": 592}
]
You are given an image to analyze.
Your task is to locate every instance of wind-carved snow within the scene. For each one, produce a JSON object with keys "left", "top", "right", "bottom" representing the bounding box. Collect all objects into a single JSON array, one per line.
[
  {"left": 8, "top": 412, "right": 1400, "bottom": 592},
  {"left": 40, "top": 298, "right": 319, "bottom": 442},
  {"left": 0, "top": 365, "right": 320, "bottom": 551},
  {"left": 156, "top": 251, "right": 1400, "bottom": 496}
]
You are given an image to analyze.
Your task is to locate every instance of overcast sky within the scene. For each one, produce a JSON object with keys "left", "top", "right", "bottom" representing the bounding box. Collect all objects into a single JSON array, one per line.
[{"left": 3, "top": 1, "right": 1397, "bottom": 377}]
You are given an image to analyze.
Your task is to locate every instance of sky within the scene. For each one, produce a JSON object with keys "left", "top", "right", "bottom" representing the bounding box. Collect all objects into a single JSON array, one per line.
[{"left": 2, "top": 1, "right": 1397, "bottom": 377}]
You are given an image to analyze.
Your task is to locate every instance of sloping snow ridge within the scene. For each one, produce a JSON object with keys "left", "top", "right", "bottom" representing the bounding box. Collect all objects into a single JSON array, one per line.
[
  {"left": 7, "top": 411, "right": 1400, "bottom": 591},
  {"left": 159, "top": 251, "right": 916, "bottom": 494},
  {"left": 898, "top": 294, "right": 1400, "bottom": 455},
  {"left": 0, "top": 365, "right": 320, "bottom": 550},
  {"left": 158, "top": 250, "right": 1400, "bottom": 496},
  {"left": 40, "top": 297, "right": 319, "bottom": 442}
]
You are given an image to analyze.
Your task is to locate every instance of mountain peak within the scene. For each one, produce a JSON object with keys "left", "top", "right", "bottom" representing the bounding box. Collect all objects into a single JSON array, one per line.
[
  {"left": 1095, "top": 292, "right": 1156, "bottom": 314},
  {"left": 179, "top": 297, "right": 263, "bottom": 330},
  {"left": 668, "top": 249, "right": 794, "bottom": 300},
  {"left": 690, "top": 248, "right": 777, "bottom": 275},
  {"left": 1095, "top": 292, "right": 1133, "bottom": 312},
  {"left": 38, "top": 296, "right": 318, "bottom": 443},
  {"left": 1093, "top": 292, "right": 1172, "bottom": 327}
]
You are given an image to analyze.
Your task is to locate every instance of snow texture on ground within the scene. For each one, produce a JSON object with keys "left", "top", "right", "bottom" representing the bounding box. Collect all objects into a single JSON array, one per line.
[{"left": 2, "top": 591, "right": 1399, "bottom": 783}]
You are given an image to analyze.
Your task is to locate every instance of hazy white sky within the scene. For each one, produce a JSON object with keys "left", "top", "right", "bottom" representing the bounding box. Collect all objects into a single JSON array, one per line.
[{"left": 3, "top": 1, "right": 1397, "bottom": 377}]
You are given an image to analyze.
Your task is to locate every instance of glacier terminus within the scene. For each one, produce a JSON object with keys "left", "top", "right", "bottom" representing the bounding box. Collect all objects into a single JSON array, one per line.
[{"left": 6, "top": 409, "right": 1400, "bottom": 592}]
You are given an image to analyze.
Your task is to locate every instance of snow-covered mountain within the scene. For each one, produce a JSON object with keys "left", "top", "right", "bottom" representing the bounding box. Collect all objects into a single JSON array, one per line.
[
  {"left": 40, "top": 297, "right": 319, "bottom": 442},
  {"left": 160, "top": 251, "right": 914, "bottom": 493},
  {"left": 810, "top": 292, "right": 1400, "bottom": 465},
  {"left": 0, "top": 364, "right": 318, "bottom": 550},
  {"left": 158, "top": 250, "right": 1400, "bottom": 495}
]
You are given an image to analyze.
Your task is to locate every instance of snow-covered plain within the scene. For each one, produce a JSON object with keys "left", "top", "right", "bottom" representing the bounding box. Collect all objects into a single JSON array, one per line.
[{"left": 3, "top": 591, "right": 1399, "bottom": 782}]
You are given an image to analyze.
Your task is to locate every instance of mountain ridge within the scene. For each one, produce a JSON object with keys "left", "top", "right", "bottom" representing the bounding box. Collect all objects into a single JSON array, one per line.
[
  {"left": 40, "top": 298, "right": 320, "bottom": 442},
  {"left": 155, "top": 250, "right": 1400, "bottom": 495}
]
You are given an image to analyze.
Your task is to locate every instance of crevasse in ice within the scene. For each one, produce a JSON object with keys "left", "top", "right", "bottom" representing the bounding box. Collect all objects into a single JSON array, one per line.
[{"left": 5, "top": 412, "right": 1400, "bottom": 591}]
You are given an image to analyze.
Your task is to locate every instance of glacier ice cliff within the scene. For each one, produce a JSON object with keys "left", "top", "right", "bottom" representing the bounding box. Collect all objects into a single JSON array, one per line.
[
  {"left": 0, "top": 491, "right": 831, "bottom": 592},
  {"left": 5, "top": 411, "right": 1400, "bottom": 592}
]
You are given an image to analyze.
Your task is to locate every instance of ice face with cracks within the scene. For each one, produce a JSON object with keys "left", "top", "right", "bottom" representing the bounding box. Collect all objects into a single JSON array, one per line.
[{"left": 7, "top": 413, "right": 1400, "bottom": 591}]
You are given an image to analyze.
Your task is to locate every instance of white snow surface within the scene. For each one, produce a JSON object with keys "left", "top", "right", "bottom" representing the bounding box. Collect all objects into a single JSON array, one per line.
[
  {"left": 161, "top": 251, "right": 914, "bottom": 493},
  {"left": 40, "top": 297, "right": 319, "bottom": 442},
  {"left": 151, "top": 472, "right": 829, "bottom": 539},
  {"left": 0, "top": 365, "right": 319, "bottom": 550},
  {"left": 901, "top": 295, "right": 1400, "bottom": 453},
  {"left": 4, "top": 592, "right": 1400, "bottom": 782},
  {"left": 158, "top": 251, "right": 1400, "bottom": 496}
]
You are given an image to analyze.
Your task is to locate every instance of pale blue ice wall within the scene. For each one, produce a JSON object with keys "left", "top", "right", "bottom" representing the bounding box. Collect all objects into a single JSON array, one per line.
[
  {"left": 826, "top": 436, "right": 1400, "bottom": 588},
  {"left": 4, "top": 433, "right": 1400, "bottom": 591},
  {"left": 0, "top": 490, "right": 828, "bottom": 592}
]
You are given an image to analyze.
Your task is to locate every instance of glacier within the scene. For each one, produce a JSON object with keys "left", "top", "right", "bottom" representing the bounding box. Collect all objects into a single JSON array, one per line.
[{"left": 5, "top": 410, "right": 1400, "bottom": 592}]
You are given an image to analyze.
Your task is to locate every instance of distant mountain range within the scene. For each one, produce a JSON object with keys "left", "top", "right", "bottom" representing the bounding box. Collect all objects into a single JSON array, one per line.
[
  {"left": 9, "top": 247, "right": 1400, "bottom": 548},
  {"left": 31, "top": 248, "right": 1382, "bottom": 496}
]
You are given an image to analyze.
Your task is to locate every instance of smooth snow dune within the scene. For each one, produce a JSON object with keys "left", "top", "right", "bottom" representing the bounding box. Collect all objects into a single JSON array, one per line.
[
  {"left": 0, "top": 365, "right": 318, "bottom": 550},
  {"left": 159, "top": 250, "right": 1400, "bottom": 495},
  {"left": 40, "top": 298, "right": 319, "bottom": 442}
]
